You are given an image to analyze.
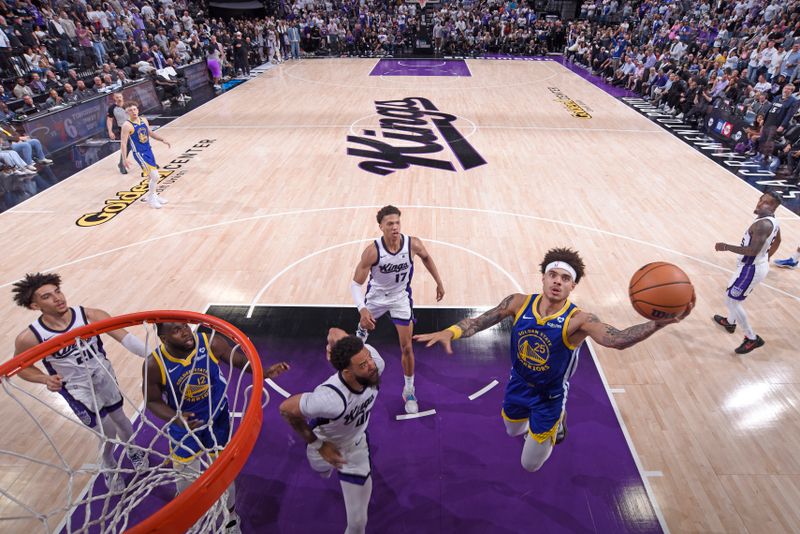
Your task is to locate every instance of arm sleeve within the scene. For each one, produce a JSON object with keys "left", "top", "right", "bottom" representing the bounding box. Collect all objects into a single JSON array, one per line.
[
  {"left": 350, "top": 280, "right": 366, "bottom": 311},
  {"left": 299, "top": 385, "right": 347, "bottom": 419}
]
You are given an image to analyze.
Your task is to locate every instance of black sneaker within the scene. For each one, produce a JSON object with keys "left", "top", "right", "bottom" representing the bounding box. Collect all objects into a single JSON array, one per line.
[
  {"left": 713, "top": 315, "right": 736, "bottom": 333},
  {"left": 735, "top": 336, "right": 765, "bottom": 354},
  {"left": 555, "top": 412, "right": 567, "bottom": 445},
  {"left": 118, "top": 161, "right": 128, "bottom": 175}
]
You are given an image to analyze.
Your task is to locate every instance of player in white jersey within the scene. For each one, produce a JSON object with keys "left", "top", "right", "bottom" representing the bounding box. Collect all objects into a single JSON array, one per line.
[
  {"left": 11, "top": 272, "right": 151, "bottom": 491},
  {"left": 280, "top": 330, "right": 383, "bottom": 534},
  {"left": 714, "top": 191, "right": 782, "bottom": 354},
  {"left": 351, "top": 205, "right": 444, "bottom": 414}
]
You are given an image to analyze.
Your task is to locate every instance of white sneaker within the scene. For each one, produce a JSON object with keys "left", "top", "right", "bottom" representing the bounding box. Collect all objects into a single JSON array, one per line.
[
  {"left": 103, "top": 472, "right": 124, "bottom": 493},
  {"left": 402, "top": 387, "right": 419, "bottom": 414},
  {"left": 25, "top": 164, "right": 37, "bottom": 171},
  {"left": 146, "top": 194, "right": 162, "bottom": 209},
  {"left": 35, "top": 157, "right": 53, "bottom": 165},
  {"left": 155, "top": 194, "right": 168, "bottom": 204}
]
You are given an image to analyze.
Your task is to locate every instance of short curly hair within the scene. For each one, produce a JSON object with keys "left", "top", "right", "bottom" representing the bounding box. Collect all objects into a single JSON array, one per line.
[
  {"left": 12, "top": 272, "right": 62, "bottom": 309},
  {"left": 539, "top": 248, "right": 586, "bottom": 283},
  {"left": 329, "top": 335, "right": 365, "bottom": 372},
  {"left": 376, "top": 205, "right": 401, "bottom": 224}
]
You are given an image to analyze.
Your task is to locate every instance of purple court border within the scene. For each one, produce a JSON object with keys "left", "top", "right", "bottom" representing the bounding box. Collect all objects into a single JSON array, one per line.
[{"left": 370, "top": 58, "right": 472, "bottom": 77}]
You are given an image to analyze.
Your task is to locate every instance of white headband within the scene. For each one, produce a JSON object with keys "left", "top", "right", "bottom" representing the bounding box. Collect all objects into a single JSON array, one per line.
[{"left": 545, "top": 261, "right": 577, "bottom": 280}]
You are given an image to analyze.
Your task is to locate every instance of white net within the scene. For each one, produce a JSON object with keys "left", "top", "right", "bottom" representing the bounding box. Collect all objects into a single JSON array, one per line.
[{"left": 0, "top": 319, "right": 267, "bottom": 533}]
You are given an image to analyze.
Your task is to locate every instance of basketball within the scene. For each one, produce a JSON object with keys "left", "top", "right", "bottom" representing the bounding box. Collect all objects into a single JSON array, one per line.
[{"left": 628, "top": 262, "right": 694, "bottom": 321}]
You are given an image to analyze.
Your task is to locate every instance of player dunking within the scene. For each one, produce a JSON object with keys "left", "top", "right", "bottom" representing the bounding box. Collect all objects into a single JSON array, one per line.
[
  {"left": 280, "top": 329, "right": 383, "bottom": 534},
  {"left": 714, "top": 191, "right": 782, "bottom": 354},
  {"left": 120, "top": 101, "right": 171, "bottom": 209},
  {"left": 144, "top": 322, "right": 289, "bottom": 533},
  {"left": 414, "top": 248, "right": 693, "bottom": 473},
  {"left": 11, "top": 272, "right": 151, "bottom": 491},
  {"left": 351, "top": 205, "right": 444, "bottom": 414}
]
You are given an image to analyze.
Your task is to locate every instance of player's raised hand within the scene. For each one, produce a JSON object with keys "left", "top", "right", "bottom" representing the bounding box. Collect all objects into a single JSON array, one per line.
[
  {"left": 319, "top": 441, "right": 346, "bottom": 469},
  {"left": 655, "top": 290, "right": 696, "bottom": 327},
  {"left": 413, "top": 330, "right": 455, "bottom": 354},
  {"left": 265, "top": 362, "right": 290, "bottom": 378},
  {"left": 359, "top": 308, "right": 376, "bottom": 330},
  {"left": 45, "top": 373, "right": 62, "bottom": 391},
  {"left": 436, "top": 284, "right": 445, "bottom": 302}
]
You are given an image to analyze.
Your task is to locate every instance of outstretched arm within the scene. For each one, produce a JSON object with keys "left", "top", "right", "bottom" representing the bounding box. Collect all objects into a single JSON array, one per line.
[
  {"left": 413, "top": 293, "right": 526, "bottom": 354},
  {"left": 571, "top": 295, "right": 694, "bottom": 350},
  {"left": 85, "top": 307, "right": 148, "bottom": 357},
  {"left": 715, "top": 219, "right": 774, "bottom": 256},
  {"left": 411, "top": 237, "right": 445, "bottom": 301},
  {"left": 209, "top": 334, "right": 289, "bottom": 379}
]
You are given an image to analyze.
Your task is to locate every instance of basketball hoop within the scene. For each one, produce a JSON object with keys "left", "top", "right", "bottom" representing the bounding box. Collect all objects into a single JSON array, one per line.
[{"left": 0, "top": 311, "right": 265, "bottom": 533}]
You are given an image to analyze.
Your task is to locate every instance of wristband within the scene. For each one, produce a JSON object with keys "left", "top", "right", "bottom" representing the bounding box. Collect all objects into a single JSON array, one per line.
[
  {"left": 309, "top": 438, "right": 324, "bottom": 450},
  {"left": 446, "top": 325, "right": 462, "bottom": 340}
]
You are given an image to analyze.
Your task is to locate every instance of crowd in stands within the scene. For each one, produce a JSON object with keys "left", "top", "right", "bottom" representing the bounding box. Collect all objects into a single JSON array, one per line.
[
  {"left": 2, "top": 0, "right": 800, "bottom": 186},
  {"left": 566, "top": 0, "right": 800, "bottom": 183}
]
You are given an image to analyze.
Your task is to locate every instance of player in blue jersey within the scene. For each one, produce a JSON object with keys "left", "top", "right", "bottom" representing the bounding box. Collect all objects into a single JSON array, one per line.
[
  {"left": 143, "top": 322, "right": 289, "bottom": 532},
  {"left": 119, "top": 101, "right": 171, "bottom": 209},
  {"left": 414, "top": 247, "right": 693, "bottom": 472}
]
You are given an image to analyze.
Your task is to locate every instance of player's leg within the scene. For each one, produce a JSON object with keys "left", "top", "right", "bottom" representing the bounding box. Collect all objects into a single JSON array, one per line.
[
  {"left": 389, "top": 295, "right": 418, "bottom": 413},
  {"left": 340, "top": 476, "right": 372, "bottom": 534},
  {"left": 725, "top": 264, "right": 767, "bottom": 353},
  {"left": 715, "top": 264, "right": 752, "bottom": 333},
  {"left": 96, "top": 364, "right": 149, "bottom": 470},
  {"left": 394, "top": 321, "right": 418, "bottom": 414},
  {"left": 501, "top": 376, "right": 532, "bottom": 436},
  {"left": 520, "top": 433, "right": 555, "bottom": 473},
  {"left": 146, "top": 167, "right": 168, "bottom": 206}
]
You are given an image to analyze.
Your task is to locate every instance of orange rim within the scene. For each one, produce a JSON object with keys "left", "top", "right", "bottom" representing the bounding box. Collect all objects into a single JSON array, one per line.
[{"left": 0, "top": 310, "right": 263, "bottom": 534}]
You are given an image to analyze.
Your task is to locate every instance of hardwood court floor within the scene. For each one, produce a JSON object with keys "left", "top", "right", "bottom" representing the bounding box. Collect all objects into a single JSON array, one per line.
[{"left": 1, "top": 58, "right": 799, "bottom": 533}]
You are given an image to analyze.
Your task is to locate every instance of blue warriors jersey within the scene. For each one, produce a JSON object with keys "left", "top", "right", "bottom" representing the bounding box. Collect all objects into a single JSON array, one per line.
[
  {"left": 127, "top": 118, "right": 157, "bottom": 172},
  {"left": 510, "top": 294, "right": 580, "bottom": 388},
  {"left": 152, "top": 333, "right": 228, "bottom": 421}
]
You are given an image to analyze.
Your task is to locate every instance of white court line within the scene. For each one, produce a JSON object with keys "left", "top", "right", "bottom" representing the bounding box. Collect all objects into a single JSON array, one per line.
[
  {"left": 468, "top": 380, "right": 499, "bottom": 400},
  {"left": 395, "top": 409, "right": 437, "bottom": 421},
  {"left": 585, "top": 342, "right": 670, "bottom": 534},
  {"left": 245, "top": 236, "right": 523, "bottom": 318},
  {"left": 208, "top": 302, "right": 492, "bottom": 310},
  {"left": 644, "top": 471, "right": 664, "bottom": 477},
  {"left": 265, "top": 378, "right": 291, "bottom": 398},
  {"left": 4, "top": 209, "right": 55, "bottom": 214},
  {"left": 167, "top": 123, "right": 659, "bottom": 134},
  {"left": 610, "top": 388, "right": 626, "bottom": 394},
  {"left": 3, "top": 204, "right": 798, "bottom": 306}
]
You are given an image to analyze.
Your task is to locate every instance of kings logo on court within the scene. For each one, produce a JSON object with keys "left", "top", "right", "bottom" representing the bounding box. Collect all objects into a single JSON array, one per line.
[{"left": 347, "top": 97, "right": 487, "bottom": 176}]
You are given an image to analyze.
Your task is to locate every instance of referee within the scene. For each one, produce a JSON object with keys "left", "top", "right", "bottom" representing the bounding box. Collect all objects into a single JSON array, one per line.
[{"left": 106, "top": 92, "right": 128, "bottom": 174}]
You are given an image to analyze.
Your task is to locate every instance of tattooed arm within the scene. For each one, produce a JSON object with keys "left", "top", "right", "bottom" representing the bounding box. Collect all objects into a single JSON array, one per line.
[
  {"left": 413, "top": 293, "right": 527, "bottom": 354},
  {"left": 569, "top": 294, "right": 695, "bottom": 350},
  {"left": 715, "top": 219, "right": 775, "bottom": 256}
]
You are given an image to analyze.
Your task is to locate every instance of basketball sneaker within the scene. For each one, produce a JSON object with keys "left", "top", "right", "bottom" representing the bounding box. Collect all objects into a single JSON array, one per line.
[
  {"left": 402, "top": 387, "right": 419, "bottom": 414},
  {"left": 774, "top": 257, "right": 799, "bottom": 269},
  {"left": 555, "top": 412, "right": 567, "bottom": 445},
  {"left": 355, "top": 326, "right": 369, "bottom": 342},
  {"left": 103, "top": 472, "right": 124, "bottom": 493},
  {"left": 128, "top": 449, "right": 149, "bottom": 472},
  {"left": 146, "top": 193, "right": 162, "bottom": 209},
  {"left": 735, "top": 335, "right": 765, "bottom": 354},
  {"left": 713, "top": 315, "right": 736, "bottom": 333},
  {"left": 155, "top": 194, "right": 168, "bottom": 205}
]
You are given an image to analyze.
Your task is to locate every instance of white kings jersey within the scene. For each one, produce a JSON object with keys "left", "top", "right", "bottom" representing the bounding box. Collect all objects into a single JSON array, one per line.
[
  {"left": 28, "top": 306, "right": 108, "bottom": 383},
  {"left": 738, "top": 216, "right": 780, "bottom": 266},
  {"left": 366, "top": 234, "right": 413, "bottom": 299},
  {"left": 299, "top": 345, "right": 385, "bottom": 447}
]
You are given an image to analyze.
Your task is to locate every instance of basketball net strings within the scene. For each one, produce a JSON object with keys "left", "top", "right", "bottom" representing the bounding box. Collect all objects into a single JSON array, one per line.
[{"left": 0, "top": 321, "right": 254, "bottom": 533}]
